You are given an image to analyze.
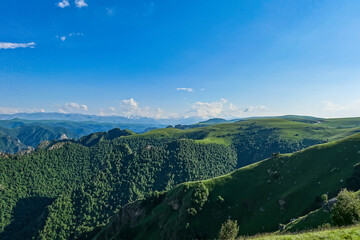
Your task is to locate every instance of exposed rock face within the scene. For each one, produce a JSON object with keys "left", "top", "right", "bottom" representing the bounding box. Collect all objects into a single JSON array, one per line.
[
  {"left": 279, "top": 199, "right": 286, "bottom": 211},
  {"left": 49, "top": 142, "right": 66, "bottom": 150},
  {"left": 120, "top": 201, "right": 145, "bottom": 227},
  {"left": 169, "top": 198, "right": 179, "bottom": 210},
  {"left": 17, "top": 147, "right": 35, "bottom": 155},
  {"left": 60, "top": 133, "right": 68, "bottom": 140}
]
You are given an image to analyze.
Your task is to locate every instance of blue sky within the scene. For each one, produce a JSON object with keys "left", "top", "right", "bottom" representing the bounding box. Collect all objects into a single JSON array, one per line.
[{"left": 1, "top": 0, "right": 360, "bottom": 119}]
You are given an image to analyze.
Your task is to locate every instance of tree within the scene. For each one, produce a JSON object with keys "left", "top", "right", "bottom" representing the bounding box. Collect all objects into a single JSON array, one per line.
[
  {"left": 218, "top": 219, "right": 239, "bottom": 240},
  {"left": 331, "top": 189, "right": 360, "bottom": 226}
]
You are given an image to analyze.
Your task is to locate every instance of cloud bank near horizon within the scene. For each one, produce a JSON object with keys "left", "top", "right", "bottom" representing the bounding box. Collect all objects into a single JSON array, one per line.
[{"left": 1, "top": 98, "right": 360, "bottom": 120}]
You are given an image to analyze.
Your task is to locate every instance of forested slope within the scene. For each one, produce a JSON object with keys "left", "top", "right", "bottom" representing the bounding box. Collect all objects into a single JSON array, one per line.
[
  {"left": 2, "top": 116, "right": 360, "bottom": 239},
  {"left": 0, "top": 136, "right": 236, "bottom": 239},
  {"left": 92, "top": 133, "right": 360, "bottom": 240}
]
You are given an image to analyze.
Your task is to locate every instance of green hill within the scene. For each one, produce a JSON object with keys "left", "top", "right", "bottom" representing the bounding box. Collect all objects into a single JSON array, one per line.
[
  {"left": 0, "top": 133, "right": 237, "bottom": 239},
  {"left": 130, "top": 117, "right": 360, "bottom": 167},
  {"left": 92, "top": 133, "right": 360, "bottom": 240},
  {"left": 2, "top": 116, "right": 360, "bottom": 239}
]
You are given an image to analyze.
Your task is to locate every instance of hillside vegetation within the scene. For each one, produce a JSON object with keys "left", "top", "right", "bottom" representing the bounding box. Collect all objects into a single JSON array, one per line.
[
  {"left": 0, "top": 133, "right": 236, "bottom": 239},
  {"left": 1, "top": 116, "right": 360, "bottom": 239},
  {"left": 92, "top": 132, "right": 360, "bottom": 240}
]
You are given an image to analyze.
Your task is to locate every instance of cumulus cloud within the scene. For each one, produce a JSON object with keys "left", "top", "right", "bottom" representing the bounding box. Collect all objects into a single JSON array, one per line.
[
  {"left": 57, "top": 0, "right": 70, "bottom": 8},
  {"left": 177, "top": 88, "right": 193, "bottom": 92},
  {"left": 98, "top": 98, "right": 168, "bottom": 119},
  {"left": 97, "top": 98, "right": 267, "bottom": 120},
  {"left": 190, "top": 98, "right": 228, "bottom": 118},
  {"left": 119, "top": 98, "right": 147, "bottom": 118},
  {"left": 0, "top": 42, "right": 36, "bottom": 50},
  {"left": 75, "top": 0, "right": 88, "bottom": 8},
  {"left": 187, "top": 98, "right": 267, "bottom": 119},
  {"left": 58, "top": 102, "right": 88, "bottom": 113}
]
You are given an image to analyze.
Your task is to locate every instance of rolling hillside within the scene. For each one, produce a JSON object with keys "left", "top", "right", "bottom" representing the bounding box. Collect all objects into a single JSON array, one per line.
[
  {"left": 92, "top": 132, "right": 360, "bottom": 240},
  {"left": 2, "top": 116, "right": 360, "bottom": 239}
]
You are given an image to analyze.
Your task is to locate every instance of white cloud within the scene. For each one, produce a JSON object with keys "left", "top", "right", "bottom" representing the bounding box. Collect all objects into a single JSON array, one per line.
[
  {"left": 58, "top": 102, "right": 88, "bottom": 113},
  {"left": 243, "top": 105, "right": 267, "bottom": 113},
  {"left": 0, "top": 106, "right": 45, "bottom": 114},
  {"left": 177, "top": 88, "right": 194, "bottom": 92},
  {"left": 321, "top": 100, "right": 360, "bottom": 117},
  {"left": 98, "top": 98, "right": 169, "bottom": 119},
  {"left": 186, "top": 98, "right": 267, "bottom": 119},
  {"left": 0, "top": 42, "right": 36, "bottom": 50},
  {"left": 190, "top": 98, "right": 228, "bottom": 118},
  {"left": 57, "top": 33, "right": 84, "bottom": 42},
  {"left": 69, "top": 32, "right": 84, "bottom": 37},
  {"left": 119, "top": 98, "right": 144, "bottom": 118},
  {"left": 106, "top": 7, "right": 114, "bottom": 16},
  {"left": 322, "top": 101, "right": 344, "bottom": 111},
  {"left": 75, "top": 0, "right": 88, "bottom": 8},
  {"left": 57, "top": 0, "right": 70, "bottom": 8}
]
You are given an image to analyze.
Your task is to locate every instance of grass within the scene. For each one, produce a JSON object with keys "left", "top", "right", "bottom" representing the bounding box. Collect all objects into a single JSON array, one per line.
[
  {"left": 249, "top": 225, "right": 360, "bottom": 240},
  {"left": 93, "top": 132, "right": 360, "bottom": 239},
  {"left": 283, "top": 205, "right": 332, "bottom": 233},
  {"left": 125, "top": 117, "right": 360, "bottom": 146}
]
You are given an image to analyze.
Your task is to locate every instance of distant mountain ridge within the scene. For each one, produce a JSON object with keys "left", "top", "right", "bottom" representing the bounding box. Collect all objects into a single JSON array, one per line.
[
  {"left": 0, "top": 112, "right": 204, "bottom": 125},
  {"left": 0, "top": 118, "right": 164, "bottom": 153}
]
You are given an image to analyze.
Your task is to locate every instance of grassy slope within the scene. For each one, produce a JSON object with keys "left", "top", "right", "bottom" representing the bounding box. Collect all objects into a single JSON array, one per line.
[
  {"left": 134, "top": 117, "right": 360, "bottom": 144},
  {"left": 2, "top": 116, "right": 360, "bottom": 154},
  {"left": 93, "top": 133, "right": 360, "bottom": 240},
  {"left": 282, "top": 205, "right": 332, "bottom": 233},
  {"left": 121, "top": 117, "right": 360, "bottom": 168},
  {"left": 250, "top": 225, "right": 360, "bottom": 240}
]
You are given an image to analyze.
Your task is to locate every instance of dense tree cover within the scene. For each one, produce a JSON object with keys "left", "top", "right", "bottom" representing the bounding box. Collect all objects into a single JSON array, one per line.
[
  {"left": 231, "top": 124, "right": 324, "bottom": 167},
  {"left": 92, "top": 133, "right": 360, "bottom": 240},
  {"left": 0, "top": 136, "right": 236, "bottom": 240}
]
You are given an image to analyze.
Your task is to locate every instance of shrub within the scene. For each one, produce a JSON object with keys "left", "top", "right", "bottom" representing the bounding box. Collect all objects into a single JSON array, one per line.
[
  {"left": 217, "top": 195, "right": 225, "bottom": 203},
  {"left": 321, "top": 194, "right": 328, "bottom": 205},
  {"left": 331, "top": 189, "right": 360, "bottom": 226},
  {"left": 218, "top": 219, "right": 239, "bottom": 240},
  {"left": 187, "top": 208, "right": 198, "bottom": 216}
]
